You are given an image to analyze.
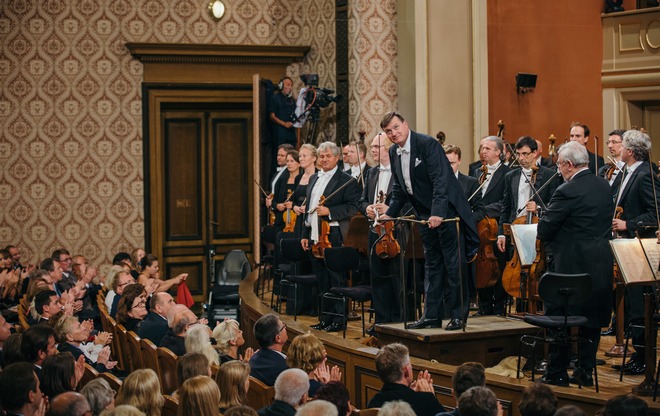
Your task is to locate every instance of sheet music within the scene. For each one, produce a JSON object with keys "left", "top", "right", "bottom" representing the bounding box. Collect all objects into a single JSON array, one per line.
[
  {"left": 510, "top": 224, "right": 538, "bottom": 267},
  {"left": 610, "top": 238, "right": 659, "bottom": 285},
  {"left": 639, "top": 238, "right": 660, "bottom": 277}
]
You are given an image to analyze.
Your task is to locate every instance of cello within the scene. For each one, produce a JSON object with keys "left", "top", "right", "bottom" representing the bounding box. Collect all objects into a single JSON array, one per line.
[{"left": 475, "top": 165, "right": 501, "bottom": 289}]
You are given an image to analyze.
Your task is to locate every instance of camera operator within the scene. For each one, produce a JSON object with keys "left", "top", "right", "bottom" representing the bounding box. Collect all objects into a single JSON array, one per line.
[{"left": 269, "top": 76, "right": 298, "bottom": 150}]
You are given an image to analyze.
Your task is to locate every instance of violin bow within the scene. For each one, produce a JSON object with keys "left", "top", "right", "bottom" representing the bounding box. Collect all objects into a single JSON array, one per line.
[
  {"left": 253, "top": 179, "right": 271, "bottom": 198},
  {"left": 307, "top": 175, "right": 358, "bottom": 214}
]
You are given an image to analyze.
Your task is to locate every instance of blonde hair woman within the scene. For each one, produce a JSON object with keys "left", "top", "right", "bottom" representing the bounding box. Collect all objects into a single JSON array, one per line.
[
  {"left": 286, "top": 332, "right": 341, "bottom": 396},
  {"left": 185, "top": 324, "right": 218, "bottom": 365},
  {"left": 211, "top": 319, "right": 253, "bottom": 363},
  {"left": 115, "top": 369, "right": 163, "bottom": 416},
  {"left": 177, "top": 375, "right": 220, "bottom": 416},
  {"left": 215, "top": 361, "right": 250, "bottom": 413}
]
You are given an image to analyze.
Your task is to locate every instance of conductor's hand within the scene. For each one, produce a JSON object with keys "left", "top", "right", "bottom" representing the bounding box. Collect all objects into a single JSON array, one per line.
[
  {"left": 427, "top": 216, "right": 443, "bottom": 229},
  {"left": 497, "top": 236, "right": 506, "bottom": 253},
  {"left": 301, "top": 239, "right": 309, "bottom": 251}
]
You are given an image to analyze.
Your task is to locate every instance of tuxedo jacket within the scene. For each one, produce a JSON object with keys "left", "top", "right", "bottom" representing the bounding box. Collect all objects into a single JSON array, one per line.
[
  {"left": 301, "top": 168, "right": 360, "bottom": 241},
  {"left": 471, "top": 163, "right": 511, "bottom": 218},
  {"left": 457, "top": 172, "right": 485, "bottom": 222},
  {"left": 358, "top": 166, "right": 394, "bottom": 215},
  {"left": 537, "top": 169, "right": 613, "bottom": 328},
  {"left": 138, "top": 312, "right": 169, "bottom": 346},
  {"left": 588, "top": 151, "right": 605, "bottom": 175},
  {"left": 598, "top": 163, "right": 624, "bottom": 200},
  {"left": 249, "top": 348, "right": 288, "bottom": 387},
  {"left": 614, "top": 165, "right": 660, "bottom": 238},
  {"left": 385, "top": 131, "right": 479, "bottom": 255},
  {"left": 497, "top": 165, "right": 559, "bottom": 234}
]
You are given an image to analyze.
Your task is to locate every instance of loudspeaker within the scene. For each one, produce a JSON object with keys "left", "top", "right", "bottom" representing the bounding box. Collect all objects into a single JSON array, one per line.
[{"left": 516, "top": 73, "right": 537, "bottom": 94}]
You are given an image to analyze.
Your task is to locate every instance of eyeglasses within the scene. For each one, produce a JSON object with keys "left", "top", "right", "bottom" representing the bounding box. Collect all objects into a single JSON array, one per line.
[
  {"left": 117, "top": 280, "right": 132, "bottom": 288},
  {"left": 131, "top": 299, "right": 146, "bottom": 309},
  {"left": 277, "top": 323, "right": 287, "bottom": 334},
  {"left": 370, "top": 144, "right": 385, "bottom": 149},
  {"left": 606, "top": 140, "right": 622, "bottom": 145},
  {"left": 515, "top": 151, "right": 533, "bottom": 157}
]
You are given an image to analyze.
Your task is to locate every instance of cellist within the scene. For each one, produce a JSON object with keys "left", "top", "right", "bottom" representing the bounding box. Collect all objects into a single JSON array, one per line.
[
  {"left": 301, "top": 141, "right": 360, "bottom": 333},
  {"left": 496, "top": 136, "right": 559, "bottom": 307}
]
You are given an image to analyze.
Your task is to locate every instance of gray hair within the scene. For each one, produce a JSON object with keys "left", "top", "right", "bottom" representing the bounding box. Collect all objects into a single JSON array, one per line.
[
  {"left": 623, "top": 129, "right": 651, "bottom": 162},
  {"left": 458, "top": 386, "right": 498, "bottom": 416},
  {"left": 317, "top": 141, "right": 340, "bottom": 157},
  {"left": 295, "top": 400, "right": 339, "bottom": 416},
  {"left": 185, "top": 324, "right": 218, "bottom": 365},
  {"left": 483, "top": 135, "right": 504, "bottom": 156},
  {"left": 377, "top": 401, "right": 416, "bottom": 416},
  {"left": 81, "top": 378, "right": 115, "bottom": 416},
  {"left": 557, "top": 141, "right": 589, "bottom": 167},
  {"left": 274, "top": 368, "right": 309, "bottom": 407}
]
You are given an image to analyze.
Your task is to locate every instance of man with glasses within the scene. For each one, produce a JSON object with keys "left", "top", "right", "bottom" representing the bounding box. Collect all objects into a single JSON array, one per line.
[
  {"left": 379, "top": 111, "right": 479, "bottom": 331},
  {"left": 52, "top": 248, "right": 76, "bottom": 293},
  {"left": 249, "top": 313, "right": 289, "bottom": 386},
  {"left": 598, "top": 129, "right": 626, "bottom": 191},
  {"left": 109, "top": 271, "right": 134, "bottom": 318},
  {"left": 139, "top": 292, "right": 176, "bottom": 346},
  {"left": 159, "top": 307, "right": 203, "bottom": 356}
]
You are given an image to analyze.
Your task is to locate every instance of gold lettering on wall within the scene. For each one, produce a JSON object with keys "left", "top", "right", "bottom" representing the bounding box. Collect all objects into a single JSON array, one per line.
[{"left": 176, "top": 199, "right": 192, "bottom": 208}]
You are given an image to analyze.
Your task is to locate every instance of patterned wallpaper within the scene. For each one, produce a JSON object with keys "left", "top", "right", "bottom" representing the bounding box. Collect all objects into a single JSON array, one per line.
[{"left": 0, "top": 0, "right": 397, "bottom": 265}]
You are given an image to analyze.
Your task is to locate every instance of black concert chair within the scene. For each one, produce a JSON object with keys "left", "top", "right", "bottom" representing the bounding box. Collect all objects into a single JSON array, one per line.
[
  {"left": 258, "top": 225, "right": 279, "bottom": 299},
  {"left": 208, "top": 250, "right": 251, "bottom": 323},
  {"left": 322, "top": 246, "right": 372, "bottom": 338},
  {"left": 278, "top": 238, "right": 318, "bottom": 320},
  {"left": 516, "top": 272, "right": 599, "bottom": 391},
  {"left": 271, "top": 231, "right": 294, "bottom": 309}
]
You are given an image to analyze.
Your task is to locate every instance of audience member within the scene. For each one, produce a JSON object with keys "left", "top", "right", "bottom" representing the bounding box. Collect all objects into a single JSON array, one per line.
[
  {"left": 0, "top": 313, "right": 13, "bottom": 367},
  {"left": 178, "top": 375, "right": 221, "bottom": 416},
  {"left": 115, "top": 369, "right": 164, "bottom": 416},
  {"left": 105, "top": 265, "right": 128, "bottom": 310},
  {"left": 174, "top": 352, "right": 212, "bottom": 400},
  {"left": 116, "top": 284, "right": 147, "bottom": 332},
  {"left": 437, "top": 362, "right": 486, "bottom": 416},
  {"left": 216, "top": 360, "right": 251, "bottom": 412},
  {"left": 55, "top": 315, "right": 115, "bottom": 372},
  {"left": 378, "top": 401, "right": 415, "bottom": 416},
  {"left": 598, "top": 394, "right": 648, "bottom": 416},
  {"left": 518, "top": 383, "right": 557, "bottom": 416},
  {"left": 212, "top": 318, "right": 253, "bottom": 363},
  {"left": 554, "top": 405, "right": 586, "bottom": 416},
  {"left": 160, "top": 306, "right": 198, "bottom": 356},
  {"left": 81, "top": 377, "right": 116, "bottom": 416},
  {"left": 3, "top": 332, "right": 23, "bottom": 367},
  {"left": 225, "top": 406, "right": 259, "bottom": 416},
  {"left": 258, "top": 368, "right": 309, "bottom": 416},
  {"left": 314, "top": 381, "right": 351, "bottom": 416},
  {"left": 49, "top": 391, "right": 92, "bottom": 416},
  {"left": 0, "top": 362, "right": 45, "bottom": 416},
  {"left": 295, "top": 400, "right": 338, "bottom": 416},
  {"left": 138, "top": 292, "right": 175, "bottom": 346},
  {"left": 41, "top": 351, "right": 83, "bottom": 399},
  {"left": 249, "top": 314, "right": 289, "bottom": 386},
  {"left": 185, "top": 323, "right": 218, "bottom": 365},
  {"left": 102, "top": 405, "right": 146, "bottom": 416},
  {"left": 110, "top": 271, "right": 135, "bottom": 318},
  {"left": 367, "top": 343, "right": 445, "bottom": 416},
  {"left": 457, "top": 386, "right": 501, "bottom": 416},
  {"left": 130, "top": 248, "right": 146, "bottom": 280},
  {"left": 21, "top": 324, "right": 58, "bottom": 382},
  {"left": 286, "top": 332, "right": 341, "bottom": 396},
  {"left": 31, "top": 289, "right": 60, "bottom": 324}
]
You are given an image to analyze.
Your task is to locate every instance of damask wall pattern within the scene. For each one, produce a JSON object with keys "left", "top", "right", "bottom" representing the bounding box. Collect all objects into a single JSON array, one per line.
[{"left": 0, "top": 0, "right": 396, "bottom": 265}]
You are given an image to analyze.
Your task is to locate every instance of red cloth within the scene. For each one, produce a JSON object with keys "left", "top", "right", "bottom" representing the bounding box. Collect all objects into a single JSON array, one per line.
[{"left": 177, "top": 281, "right": 194, "bottom": 308}]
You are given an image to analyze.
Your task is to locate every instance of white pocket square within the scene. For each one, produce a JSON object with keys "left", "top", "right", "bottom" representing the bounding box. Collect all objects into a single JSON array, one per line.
[{"left": 415, "top": 158, "right": 422, "bottom": 167}]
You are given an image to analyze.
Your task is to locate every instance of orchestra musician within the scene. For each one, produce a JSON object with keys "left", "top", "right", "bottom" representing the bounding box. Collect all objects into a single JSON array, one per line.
[
  {"left": 272, "top": 150, "right": 302, "bottom": 231},
  {"left": 471, "top": 136, "right": 510, "bottom": 317},
  {"left": 537, "top": 141, "right": 613, "bottom": 387},
  {"left": 266, "top": 144, "right": 294, "bottom": 211},
  {"left": 598, "top": 129, "right": 626, "bottom": 194},
  {"left": 301, "top": 141, "right": 361, "bottom": 332},
  {"left": 610, "top": 129, "right": 660, "bottom": 376},
  {"left": 379, "top": 111, "right": 479, "bottom": 331},
  {"left": 344, "top": 140, "right": 369, "bottom": 188},
  {"left": 291, "top": 144, "right": 319, "bottom": 237},
  {"left": 358, "top": 132, "right": 405, "bottom": 326},
  {"left": 569, "top": 122, "right": 604, "bottom": 175}
]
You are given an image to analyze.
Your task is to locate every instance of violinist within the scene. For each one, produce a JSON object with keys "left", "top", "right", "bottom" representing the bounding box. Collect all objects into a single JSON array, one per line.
[
  {"left": 265, "top": 144, "right": 294, "bottom": 214},
  {"left": 273, "top": 150, "right": 302, "bottom": 231},
  {"left": 610, "top": 130, "right": 660, "bottom": 376},
  {"left": 291, "top": 144, "right": 318, "bottom": 237},
  {"left": 301, "top": 141, "right": 360, "bottom": 332},
  {"left": 344, "top": 140, "right": 369, "bottom": 188},
  {"left": 471, "top": 136, "right": 510, "bottom": 317},
  {"left": 534, "top": 139, "right": 554, "bottom": 168},
  {"left": 358, "top": 132, "right": 405, "bottom": 326},
  {"left": 598, "top": 129, "right": 625, "bottom": 192}
]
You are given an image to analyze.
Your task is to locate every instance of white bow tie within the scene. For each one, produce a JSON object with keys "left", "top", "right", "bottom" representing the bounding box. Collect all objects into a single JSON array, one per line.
[
  {"left": 396, "top": 147, "right": 409, "bottom": 156},
  {"left": 379, "top": 166, "right": 391, "bottom": 172},
  {"left": 276, "top": 166, "right": 285, "bottom": 172},
  {"left": 318, "top": 171, "right": 332, "bottom": 178}
]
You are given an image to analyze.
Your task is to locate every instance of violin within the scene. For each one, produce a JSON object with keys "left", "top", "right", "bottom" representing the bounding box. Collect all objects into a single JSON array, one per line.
[
  {"left": 478, "top": 164, "right": 488, "bottom": 185},
  {"left": 267, "top": 193, "right": 276, "bottom": 226},
  {"left": 311, "top": 196, "right": 332, "bottom": 259},
  {"left": 475, "top": 217, "right": 500, "bottom": 289},
  {"left": 373, "top": 191, "right": 400, "bottom": 259},
  {"left": 282, "top": 189, "right": 297, "bottom": 233}
]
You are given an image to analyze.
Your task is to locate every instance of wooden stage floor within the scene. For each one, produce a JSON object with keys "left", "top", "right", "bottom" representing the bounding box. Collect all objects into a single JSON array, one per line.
[{"left": 257, "top": 286, "right": 660, "bottom": 412}]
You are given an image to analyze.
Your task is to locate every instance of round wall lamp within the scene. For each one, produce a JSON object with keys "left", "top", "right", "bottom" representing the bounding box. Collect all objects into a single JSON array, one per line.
[{"left": 209, "top": 0, "right": 225, "bottom": 20}]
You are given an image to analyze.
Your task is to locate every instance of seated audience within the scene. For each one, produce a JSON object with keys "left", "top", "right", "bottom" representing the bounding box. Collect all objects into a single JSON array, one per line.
[
  {"left": 55, "top": 315, "right": 116, "bottom": 372},
  {"left": 115, "top": 369, "right": 164, "bottom": 416},
  {"left": 367, "top": 343, "right": 445, "bottom": 416},
  {"left": 314, "top": 381, "right": 351, "bottom": 416},
  {"left": 41, "top": 351, "right": 84, "bottom": 399},
  {"left": 160, "top": 306, "right": 199, "bottom": 356},
  {"left": 598, "top": 394, "right": 648, "bottom": 416},
  {"left": 173, "top": 352, "right": 212, "bottom": 400},
  {"left": 249, "top": 313, "right": 289, "bottom": 386},
  {"left": 216, "top": 360, "right": 251, "bottom": 413},
  {"left": 81, "top": 378, "right": 116, "bottom": 416},
  {"left": 0, "top": 361, "right": 45, "bottom": 416},
  {"left": 286, "top": 332, "right": 341, "bottom": 396},
  {"left": 212, "top": 318, "right": 253, "bottom": 363},
  {"left": 110, "top": 271, "right": 135, "bottom": 318},
  {"left": 258, "top": 368, "right": 309, "bottom": 416},
  {"left": 30, "top": 289, "right": 60, "bottom": 325},
  {"left": 116, "top": 284, "right": 147, "bottom": 332},
  {"left": 0, "top": 313, "right": 14, "bottom": 368},
  {"left": 104, "top": 265, "right": 128, "bottom": 311},
  {"left": 137, "top": 254, "right": 186, "bottom": 293},
  {"left": 185, "top": 323, "right": 218, "bottom": 365},
  {"left": 3, "top": 332, "right": 24, "bottom": 367},
  {"left": 49, "top": 391, "right": 92, "bottom": 416},
  {"left": 378, "top": 401, "right": 416, "bottom": 416},
  {"left": 102, "top": 404, "right": 147, "bottom": 416},
  {"left": 225, "top": 406, "right": 259, "bottom": 416},
  {"left": 518, "top": 383, "right": 557, "bottom": 416},
  {"left": 295, "top": 400, "right": 338, "bottom": 416},
  {"left": 130, "top": 248, "right": 146, "bottom": 280},
  {"left": 138, "top": 292, "right": 175, "bottom": 346},
  {"left": 554, "top": 405, "right": 586, "bottom": 416},
  {"left": 458, "top": 386, "right": 501, "bottom": 416},
  {"left": 21, "top": 324, "right": 58, "bottom": 382},
  {"left": 437, "top": 362, "right": 486, "bottom": 416},
  {"left": 178, "top": 375, "right": 221, "bottom": 416}
]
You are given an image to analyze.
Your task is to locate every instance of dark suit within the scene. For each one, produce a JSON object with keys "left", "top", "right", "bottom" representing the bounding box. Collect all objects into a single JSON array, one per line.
[
  {"left": 587, "top": 151, "right": 605, "bottom": 175},
  {"left": 56, "top": 272, "right": 76, "bottom": 293},
  {"left": 249, "top": 348, "right": 288, "bottom": 387},
  {"left": 159, "top": 332, "right": 186, "bottom": 356},
  {"left": 358, "top": 166, "right": 403, "bottom": 323},
  {"left": 257, "top": 400, "right": 297, "bottom": 416},
  {"left": 471, "top": 163, "right": 510, "bottom": 219},
  {"left": 457, "top": 173, "right": 485, "bottom": 223},
  {"left": 386, "top": 131, "right": 478, "bottom": 321},
  {"left": 58, "top": 341, "right": 109, "bottom": 373},
  {"left": 367, "top": 382, "right": 445, "bottom": 416},
  {"left": 537, "top": 169, "right": 613, "bottom": 376},
  {"left": 138, "top": 312, "right": 169, "bottom": 346}
]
